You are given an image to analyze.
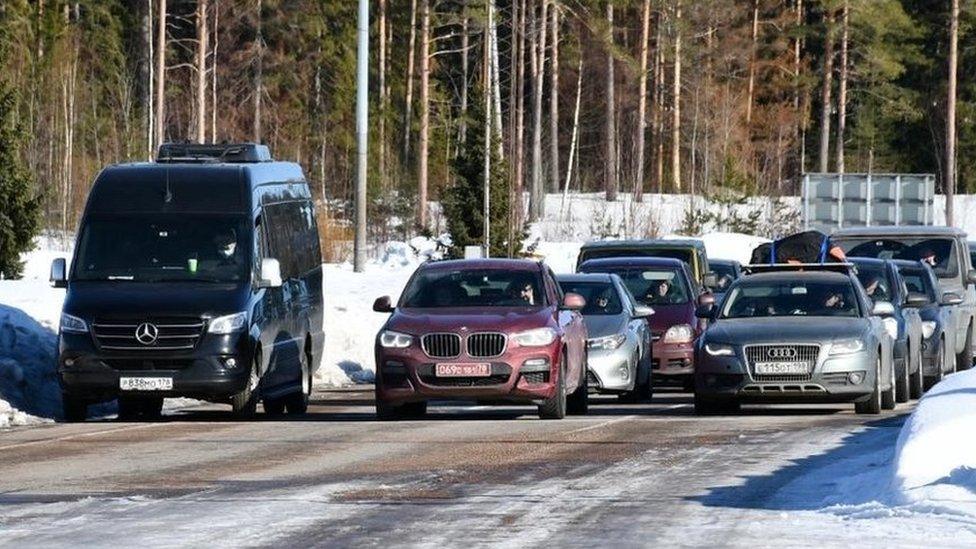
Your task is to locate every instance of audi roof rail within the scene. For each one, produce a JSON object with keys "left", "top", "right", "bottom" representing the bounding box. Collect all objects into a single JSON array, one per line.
[{"left": 155, "top": 143, "right": 273, "bottom": 164}]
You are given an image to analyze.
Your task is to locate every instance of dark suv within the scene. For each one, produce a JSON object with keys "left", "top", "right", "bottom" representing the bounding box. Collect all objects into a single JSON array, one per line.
[{"left": 52, "top": 144, "right": 324, "bottom": 421}]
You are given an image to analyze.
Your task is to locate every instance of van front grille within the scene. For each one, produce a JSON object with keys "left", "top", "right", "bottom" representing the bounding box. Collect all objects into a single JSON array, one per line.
[
  {"left": 421, "top": 333, "right": 462, "bottom": 358},
  {"left": 467, "top": 333, "right": 506, "bottom": 358},
  {"left": 92, "top": 318, "right": 205, "bottom": 352}
]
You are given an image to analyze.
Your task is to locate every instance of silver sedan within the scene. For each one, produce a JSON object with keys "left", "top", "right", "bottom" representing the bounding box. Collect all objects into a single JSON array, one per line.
[{"left": 557, "top": 273, "right": 654, "bottom": 401}]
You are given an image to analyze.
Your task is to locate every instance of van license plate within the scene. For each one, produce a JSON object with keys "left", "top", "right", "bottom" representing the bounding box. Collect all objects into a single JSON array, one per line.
[
  {"left": 119, "top": 377, "right": 173, "bottom": 391},
  {"left": 754, "top": 362, "right": 810, "bottom": 375},
  {"left": 435, "top": 363, "right": 491, "bottom": 377}
]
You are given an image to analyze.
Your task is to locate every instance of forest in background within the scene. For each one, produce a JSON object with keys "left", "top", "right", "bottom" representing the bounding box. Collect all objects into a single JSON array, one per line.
[{"left": 0, "top": 0, "right": 971, "bottom": 256}]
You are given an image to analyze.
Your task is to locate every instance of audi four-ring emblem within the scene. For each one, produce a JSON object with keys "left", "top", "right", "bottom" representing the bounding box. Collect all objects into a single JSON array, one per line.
[
  {"left": 767, "top": 347, "right": 797, "bottom": 359},
  {"left": 135, "top": 323, "right": 159, "bottom": 345}
]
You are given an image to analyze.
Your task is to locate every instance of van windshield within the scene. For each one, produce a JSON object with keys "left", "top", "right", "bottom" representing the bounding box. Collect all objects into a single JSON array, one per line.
[{"left": 73, "top": 214, "right": 251, "bottom": 283}]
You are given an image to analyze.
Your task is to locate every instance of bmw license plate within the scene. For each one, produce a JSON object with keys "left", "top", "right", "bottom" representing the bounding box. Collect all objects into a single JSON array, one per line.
[
  {"left": 754, "top": 362, "right": 810, "bottom": 375},
  {"left": 435, "top": 363, "right": 491, "bottom": 377},
  {"left": 119, "top": 377, "right": 174, "bottom": 391}
]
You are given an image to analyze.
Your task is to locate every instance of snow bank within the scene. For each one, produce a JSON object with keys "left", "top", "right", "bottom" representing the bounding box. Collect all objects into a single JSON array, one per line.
[{"left": 892, "top": 370, "right": 976, "bottom": 510}]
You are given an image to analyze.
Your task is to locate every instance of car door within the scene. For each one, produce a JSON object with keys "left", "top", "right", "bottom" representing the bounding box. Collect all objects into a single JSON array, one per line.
[
  {"left": 261, "top": 203, "right": 303, "bottom": 391},
  {"left": 547, "top": 267, "right": 584, "bottom": 391},
  {"left": 619, "top": 277, "right": 651, "bottom": 370}
]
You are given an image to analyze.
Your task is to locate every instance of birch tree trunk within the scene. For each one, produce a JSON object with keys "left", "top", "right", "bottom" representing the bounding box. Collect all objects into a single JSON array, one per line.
[
  {"left": 379, "top": 0, "right": 387, "bottom": 186},
  {"left": 635, "top": 0, "right": 650, "bottom": 200},
  {"left": 489, "top": 1, "right": 504, "bottom": 156},
  {"left": 817, "top": 9, "right": 835, "bottom": 173},
  {"left": 562, "top": 52, "right": 584, "bottom": 213},
  {"left": 654, "top": 12, "right": 664, "bottom": 194},
  {"left": 947, "top": 0, "right": 958, "bottom": 225},
  {"left": 745, "top": 0, "right": 758, "bottom": 128},
  {"left": 548, "top": 4, "right": 559, "bottom": 193},
  {"left": 835, "top": 0, "right": 848, "bottom": 174},
  {"left": 404, "top": 0, "right": 418, "bottom": 159},
  {"left": 605, "top": 2, "right": 617, "bottom": 201},
  {"left": 211, "top": 0, "right": 219, "bottom": 142},
  {"left": 529, "top": 0, "right": 548, "bottom": 220},
  {"left": 195, "top": 0, "right": 208, "bottom": 143},
  {"left": 671, "top": 1, "right": 682, "bottom": 193},
  {"left": 253, "top": 0, "right": 263, "bottom": 142},
  {"left": 460, "top": 5, "right": 469, "bottom": 146},
  {"left": 154, "top": 0, "right": 167, "bottom": 151},
  {"left": 418, "top": 0, "right": 431, "bottom": 227}
]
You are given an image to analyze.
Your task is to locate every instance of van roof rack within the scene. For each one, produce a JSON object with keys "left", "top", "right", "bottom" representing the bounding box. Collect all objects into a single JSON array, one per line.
[
  {"left": 156, "top": 143, "right": 272, "bottom": 164},
  {"left": 743, "top": 263, "right": 856, "bottom": 274}
]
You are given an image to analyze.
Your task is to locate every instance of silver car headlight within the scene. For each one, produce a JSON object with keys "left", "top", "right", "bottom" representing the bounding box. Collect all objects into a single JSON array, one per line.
[
  {"left": 704, "top": 343, "right": 735, "bottom": 357},
  {"left": 830, "top": 338, "right": 865, "bottom": 356},
  {"left": 588, "top": 333, "right": 626, "bottom": 351},
  {"left": 208, "top": 312, "right": 248, "bottom": 334},
  {"left": 513, "top": 328, "right": 557, "bottom": 347},
  {"left": 663, "top": 324, "right": 694, "bottom": 344},
  {"left": 922, "top": 321, "right": 937, "bottom": 340},
  {"left": 379, "top": 330, "right": 414, "bottom": 348},
  {"left": 60, "top": 313, "right": 88, "bottom": 334}
]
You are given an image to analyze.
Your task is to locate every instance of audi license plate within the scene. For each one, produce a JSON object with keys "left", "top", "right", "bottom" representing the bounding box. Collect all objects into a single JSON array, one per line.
[
  {"left": 435, "top": 363, "right": 491, "bottom": 377},
  {"left": 119, "top": 377, "right": 173, "bottom": 391},
  {"left": 754, "top": 362, "right": 810, "bottom": 375}
]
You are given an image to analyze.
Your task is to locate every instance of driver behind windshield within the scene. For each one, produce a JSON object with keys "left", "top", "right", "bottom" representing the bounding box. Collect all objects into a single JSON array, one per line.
[{"left": 645, "top": 280, "right": 674, "bottom": 305}]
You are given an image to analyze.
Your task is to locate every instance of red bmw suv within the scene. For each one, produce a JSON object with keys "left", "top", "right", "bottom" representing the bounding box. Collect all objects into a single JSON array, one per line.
[{"left": 372, "top": 259, "right": 589, "bottom": 420}]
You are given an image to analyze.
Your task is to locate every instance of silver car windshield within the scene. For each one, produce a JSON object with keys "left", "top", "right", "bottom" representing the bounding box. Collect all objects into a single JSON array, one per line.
[
  {"left": 720, "top": 280, "right": 861, "bottom": 319},
  {"left": 836, "top": 237, "right": 959, "bottom": 279}
]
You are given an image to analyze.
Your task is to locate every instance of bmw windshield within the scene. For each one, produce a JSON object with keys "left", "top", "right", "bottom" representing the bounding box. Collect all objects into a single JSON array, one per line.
[
  {"left": 72, "top": 214, "right": 251, "bottom": 283},
  {"left": 720, "top": 280, "right": 861, "bottom": 319},
  {"left": 400, "top": 269, "right": 545, "bottom": 308}
]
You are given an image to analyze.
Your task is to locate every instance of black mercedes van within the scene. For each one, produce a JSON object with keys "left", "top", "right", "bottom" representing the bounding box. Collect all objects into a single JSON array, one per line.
[{"left": 51, "top": 143, "right": 324, "bottom": 421}]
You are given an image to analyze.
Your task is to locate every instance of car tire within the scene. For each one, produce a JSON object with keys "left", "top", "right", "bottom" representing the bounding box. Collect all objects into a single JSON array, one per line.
[
  {"left": 402, "top": 401, "right": 427, "bottom": 418},
  {"left": 263, "top": 397, "right": 286, "bottom": 415},
  {"left": 567, "top": 361, "right": 589, "bottom": 416},
  {"left": 895, "top": 355, "right": 910, "bottom": 404},
  {"left": 855, "top": 358, "right": 883, "bottom": 415},
  {"left": 141, "top": 397, "right": 163, "bottom": 419},
  {"left": 622, "top": 351, "right": 653, "bottom": 402},
  {"left": 117, "top": 397, "right": 142, "bottom": 421},
  {"left": 956, "top": 324, "right": 973, "bottom": 372},
  {"left": 285, "top": 349, "right": 312, "bottom": 415},
  {"left": 538, "top": 357, "right": 567, "bottom": 420},
  {"left": 909, "top": 342, "right": 924, "bottom": 400},
  {"left": 881, "top": 358, "right": 896, "bottom": 411},
  {"left": 693, "top": 393, "right": 739, "bottom": 415},
  {"left": 924, "top": 338, "right": 946, "bottom": 391},
  {"left": 61, "top": 393, "right": 87, "bottom": 423},
  {"left": 231, "top": 355, "right": 261, "bottom": 418}
]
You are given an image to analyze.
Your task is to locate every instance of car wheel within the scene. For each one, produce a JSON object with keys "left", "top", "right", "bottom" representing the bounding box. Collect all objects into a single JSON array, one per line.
[
  {"left": 693, "top": 392, "right": 739, "bottom": 415},
  {"left": 285, "top": 348, "right": 312, "bottom": 415},
  {"left": 895, "top": 352, "right": 910, "bottom": 404},
  {"left": 141, "top": 397, "right": 163, "bottom": 419},
  {"left": 538, "top": 356, "right": 567, "bottom": 420},
  {"left": 855, "top": 357, "right": 882, "bottom": 415},
  {"left": 925, "top": 338, "right": 946, "bottom": 391},
  {"left": 956, "top": 323, "right": 973, "bottom": 371},
  {"left": 909, "top": 342, "right": 924, "bottom": 400},
  {"left": 882, "top": 354, "right": 896, "bottom": 410},
  {"left": 61, "top": 393, "right": 87, "bottom": 423},
  {"left": 567, "top": 359, "right": 589, "bottom": 416},
  {"left": 263, "top": 397, "right": 286, "bottom": 415},
  {"left": 231, "top": 355, "right": 261, "bottom": 418}
]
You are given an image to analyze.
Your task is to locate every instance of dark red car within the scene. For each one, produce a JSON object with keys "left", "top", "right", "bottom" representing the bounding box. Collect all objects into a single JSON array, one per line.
[
  {"left": 372, "top": 259, "right": 589, "bottom": 420},
  {"left": 579, "top": 257, "right": 702, "bottom": 388}
]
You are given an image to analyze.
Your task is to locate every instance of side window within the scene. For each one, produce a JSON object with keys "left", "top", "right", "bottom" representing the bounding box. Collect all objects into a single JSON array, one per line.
[{"left": 264, "top": 204, "right": 295, "bottom": 279}]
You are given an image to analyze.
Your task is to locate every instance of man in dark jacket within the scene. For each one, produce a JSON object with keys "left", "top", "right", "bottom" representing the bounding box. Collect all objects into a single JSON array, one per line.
[{"left": 750, "top": 230, "right": 847, "bottom": 265}]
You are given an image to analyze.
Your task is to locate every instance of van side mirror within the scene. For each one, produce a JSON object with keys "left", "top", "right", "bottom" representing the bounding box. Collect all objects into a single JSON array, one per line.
[
  {"left": 695, "top": 304, "right": 715, "bottom": 319},
  {"left": 942, "top": 292, "right": 964, "bottom": 306},
  {"left": 561, "top": 292, "right": 586, "bottom": 311},
  {"left": 904, "top": 293, "right": 930, "bottom": 308},
  {"left": 50, "top": 258, "right": 67, "bottom": 288},
  {"left": 373, "top": 296, "right": 395, "bottom": 313},
  {"left": 633, "top": 305, "right": 655, "bottom": 319},
  {"left": 967, "top": 269, "right": 976, "bottom": 286},
  {"left": 258, "top": 258, "right": 282, "bottom": 288},
  {"left": 871, "top": 301, "right": 895, "bottom": 317}
]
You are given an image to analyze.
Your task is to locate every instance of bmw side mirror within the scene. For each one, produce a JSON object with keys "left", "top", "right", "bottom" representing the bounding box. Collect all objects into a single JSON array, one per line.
[
  {"left": 703, "top": 273, "right": 719, "bottom": 289},
  {"left": 561, "top": 292, "right": 586, "bottom": 311},
  {"left": 257, "top": 258, "right": 282, "bottom": 289},
  {"left": 871, "top": 300, "right": 895, "bottom": 317},
  {"left": 904, "top": 293, "right": 930, "bottom": 308},
  {"left": 942, "top": 292, "right": 964, "bottom": 306},
  {"left": 967, "top": 269, "right": 976, "bottom": 286},
  {"left": 50, "top": 258, "right": 67, "bottom": 289},
  {"left": 695, "top": 304, "right": 715, "bottom": 319},
  {"left": 373, "top": 296, "right": 395, "bottom": 313},
  {"left": 633, "top": 305, "right": 655, "bottom": 319}
]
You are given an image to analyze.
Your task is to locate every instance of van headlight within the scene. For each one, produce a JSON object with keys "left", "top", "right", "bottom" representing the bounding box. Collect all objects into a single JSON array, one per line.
[
  {"left": 208, "top": 312, "right": 248, "bottom": 334},
  {"left": 379, "top": 330, "right": 413, "bottom": 348},
  {"left": 663, "top": 324, "right": 694, "bottom": 344},
  {"left": 922, "top": 321, "right": 937, "bottom": 340},
  {"left": 60, "top": 313, "right": 88, "bottom": 334},
  {"left": 513, "top": 328, "right": 557, "bottom": 347},
  {"left": 705, "top": 343, "right": 735, "bottom": 357},
  {"left": 588, "top": 333, "right": 626, "bottom": 350},
  {"left": 830, "top": 338, "right": 865, "bottom": 355}
]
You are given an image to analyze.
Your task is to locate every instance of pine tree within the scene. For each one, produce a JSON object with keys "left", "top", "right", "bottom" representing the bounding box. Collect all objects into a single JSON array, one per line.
[
  {"left": 0, "top": 66, "right": 41, "bottom": 279},
  {"left": 443, "top": 88, "right": 519, "bottom": 259}
]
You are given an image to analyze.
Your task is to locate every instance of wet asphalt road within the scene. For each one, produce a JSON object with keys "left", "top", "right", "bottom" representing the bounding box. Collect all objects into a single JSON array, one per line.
[{"left": 0, "top": 388, "right": 967, "bottom": 548}]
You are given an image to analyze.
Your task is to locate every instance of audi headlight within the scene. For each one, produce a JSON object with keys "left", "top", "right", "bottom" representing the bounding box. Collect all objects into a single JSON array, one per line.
[
  {"left": 588, "top": 333, "right": 626, "bottom": 351},
  {"left": 208, "top": 312, "right": 248, "bottom": 334},
  {"left": 60, "top": 313, "right": 88, "bottom": 334},
  {"left": 663, "top": 324, "right": 694, "bottom": 344},
  {"left": 705, "top": 343, "right": 735, "bottom": 357},
  {"left": 830, "top": 338, "right": 865, "bottom": 355},
  {"left": 882, "top": 318, "right": 899, "bottom": 340},
  {"left": 379, "top": 330, "right": 413, "bottom": 348},
  {"left": 513, "top": 328, "right": 557, "bottom": 347},
  {"left": 922, "top": 321, "right": 937, "bottom": 340}
]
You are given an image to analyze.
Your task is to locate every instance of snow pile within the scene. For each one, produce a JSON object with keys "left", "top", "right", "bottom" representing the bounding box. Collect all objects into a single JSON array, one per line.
[
  {"left": 891, "top": 369, "right": 976, "bottom": 512},
  {"left": 378, "top": 234, "right": 452, "bottom": 269},
  {"left": 0, "top": 301, "right": 61, "bottom": 423}
]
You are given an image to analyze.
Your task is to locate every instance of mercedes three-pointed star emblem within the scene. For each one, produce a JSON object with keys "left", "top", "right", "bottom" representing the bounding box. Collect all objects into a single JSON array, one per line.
[{"left": 135, "top": 323, "right": 159, "bottom": 345}]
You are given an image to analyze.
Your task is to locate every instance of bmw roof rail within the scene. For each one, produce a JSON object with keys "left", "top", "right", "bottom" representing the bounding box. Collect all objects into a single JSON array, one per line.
[
  {"left": 743, "top": 263, "right": 857, "bottom": 274},
  {"left": 156, "top": 143, "right": 273, "bottom": 164}
]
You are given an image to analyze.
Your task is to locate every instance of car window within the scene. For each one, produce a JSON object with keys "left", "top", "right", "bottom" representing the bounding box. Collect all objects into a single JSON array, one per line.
[
  {"left": 853, "top": 263, "right": 893, "bottom": 303},
  {"left": 837, "top": 237, "right": 959, "bottom": 279},
  {"left": 709, "top": 262, "right": 738, "bottom": 292},
  {"left": 401, "top": 269, "right": 545, "bottom": 308},
  {"left": 720, "top": 280, "right": 860, "bottom": 318},
  {"left": 588, "top": 267, "right": 690, "bottom": 306},
  {"left": 899, "top": 268, "right": 937, "bottom": 302},
  {"left": 558, "top": 281, "right": 623, "bottom": 316}
]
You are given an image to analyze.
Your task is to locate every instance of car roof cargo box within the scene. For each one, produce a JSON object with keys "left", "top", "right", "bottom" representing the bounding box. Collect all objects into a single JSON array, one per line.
[{"left": 156, "top": 143, "right": 272, "bottom": 164}]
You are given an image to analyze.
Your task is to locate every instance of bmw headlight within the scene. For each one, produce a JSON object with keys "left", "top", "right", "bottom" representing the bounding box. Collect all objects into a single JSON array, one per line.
[
  {"left": 830, "top": 338, "right": 865, "bottom": 356},
  {"left": 208, "top": 312, "right": 248, "bottom": 334},
  {"left": 922, "top": 321, "right": 937, "bottom": 340},
  {"left": 882, "top": 318, "right": 899, "bottom": 340},
  {"left": 379, "top": 330, "right": 413, "bottom": 348},
  {"left": 60, "top": 313, "right": 88, "bottom": 334},
  {"left": 588, "top": 333, "right": 626, "bottom": 351},
  {"left": 705, "top": 343, "right": 735, "bottom": 357},
  {"left": 513, "top": 327, "right": 557, "bottom": 347},
  {"left": 663, "top": 324, "right": 694, "bottom": 344}
]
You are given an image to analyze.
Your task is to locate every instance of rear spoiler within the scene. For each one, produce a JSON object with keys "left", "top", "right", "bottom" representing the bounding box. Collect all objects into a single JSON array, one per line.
[{"left": 743, "top": 263, "right": 857, "bottom": 274}]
